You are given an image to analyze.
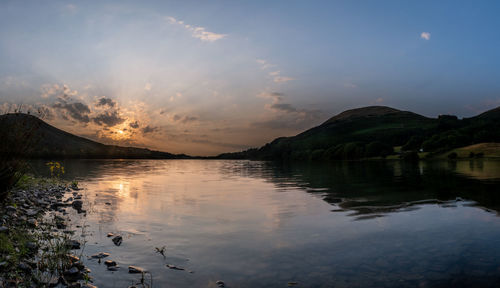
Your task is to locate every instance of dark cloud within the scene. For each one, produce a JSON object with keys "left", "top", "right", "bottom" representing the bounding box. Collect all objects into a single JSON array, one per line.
[
  {"left": 95, "top": 97, "right": 116, "bottom": 107},
  {"left": 129, "top": 121, "right": 140, "bottom": 129},
  {"left": 52, "top": 101, "right": 91, "bottom": 123},
  {"left": 173, "top": 114, "right": 198, "bottom": 123},
  {"left": 270, "top": 103, "right": 297, "bottom": 113},
  {"left": 92, "top": 110, "right": 125, "bottom": 126},
  {"left": 270, "top": 92, "right": 284, "bottom": 97},
  {"left": 253, "top": 102, "right": 325, "bottom": 130},
  {"left": 141, "top": 125, "right": 159, "bottom": 134}
]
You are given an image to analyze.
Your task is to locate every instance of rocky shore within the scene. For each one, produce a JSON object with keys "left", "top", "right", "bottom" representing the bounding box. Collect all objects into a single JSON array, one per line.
[{"left": 0, "top": 176, "right": 95, "bottom": 288}]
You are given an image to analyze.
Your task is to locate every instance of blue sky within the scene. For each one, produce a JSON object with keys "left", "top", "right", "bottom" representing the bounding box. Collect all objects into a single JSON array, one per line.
[{"left": 1, "top": 0, "right": 499, "bottom": 155}]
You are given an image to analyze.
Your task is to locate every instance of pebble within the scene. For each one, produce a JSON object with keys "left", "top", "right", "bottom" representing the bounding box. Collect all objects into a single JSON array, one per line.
[
  {"left": 112, "top": 235, "right": 123, "bottom": 246},
  {"left": 107, "top": 232, "right": 114, "bottom": 237},
  {"left": 5, "top": 206, "right": 16, "bottom": 213},
  {"left": 17, "top": 262, "right": 32, "bottom": 273},
  {"left": 166, "top": 264, "right": 185, "bottom": 270},
  {"left": 25, "top": 242, "right": 37, "bottom": 250},
  {"left": 91, "top": 252, "right": 110, "bottom": 259},
  {"left": 66, "top": 239, "right": 81, "bottom": 249},
  {"left": 0, "top": 226, "right": 8, "bottom": 233},
  {"left": 216, "top": 280, "right": 225, "bottom": 287},
  {"left": 128, "top": 266, "right": 145, "bottom": 274},
  {"left": 104, "top": 260, "right": 117, "bottom": 267},
  {"left": 107, "top": 266, "right": 120, "bottom": 271},
  {"left": 27, "top": 218, "right": 38, "bottom": 227},
  {"left": 64, "top": 267, "right": 80, "bottom": 276},
  {"left": 26, "top": 209, "right": 37, "bottom": 216}
]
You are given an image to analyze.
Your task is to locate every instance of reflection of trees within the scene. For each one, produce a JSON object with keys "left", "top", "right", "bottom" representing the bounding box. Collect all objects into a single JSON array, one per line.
[{"left": 221, "top": 160, "right": 500, "bottom": 219}]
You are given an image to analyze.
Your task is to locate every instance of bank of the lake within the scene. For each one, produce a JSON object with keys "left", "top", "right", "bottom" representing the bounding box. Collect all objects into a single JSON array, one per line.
[{"left": 0, "top": 176, "right": 97, "bottom": 288}]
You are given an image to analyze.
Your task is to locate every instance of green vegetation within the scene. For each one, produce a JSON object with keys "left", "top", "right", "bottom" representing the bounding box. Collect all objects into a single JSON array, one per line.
[{"left": 218, "top": 105, "right": 500, "bottom": 161}]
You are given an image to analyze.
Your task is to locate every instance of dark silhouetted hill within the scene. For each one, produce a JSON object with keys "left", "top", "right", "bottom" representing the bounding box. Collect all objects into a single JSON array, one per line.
[{"left": 0, "top": 113, "right": 190, "bottom": 159}]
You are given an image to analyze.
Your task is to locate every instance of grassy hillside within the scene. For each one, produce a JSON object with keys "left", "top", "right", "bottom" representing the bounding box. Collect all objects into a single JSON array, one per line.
[
  {"left": 435, "top": 143, "right": 500, "bottom": 159},
  {"left": 0, "top": 113, "right": 189, "bottom": 159},
  {"left": 218, "top": 105, "right": 500, "bottom": 161}
]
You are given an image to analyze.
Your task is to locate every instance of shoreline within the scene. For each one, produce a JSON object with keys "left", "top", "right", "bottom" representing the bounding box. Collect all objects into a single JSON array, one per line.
[{"left": 0, "top": 176, "right": 96, "bottom": 288}]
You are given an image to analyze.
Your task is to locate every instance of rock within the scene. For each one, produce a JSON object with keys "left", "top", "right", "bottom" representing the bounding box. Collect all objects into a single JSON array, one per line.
[
  {"left": 27, "top": 218, "right": 38, "bottom": 227},
  {"left": 107, "top": 266, "right": 120, "bottom": 271},
  {"left": 128, "top": 266, "right": 144, "bottom": 274},
  {"left": 18, "top": 262, "right": 32, "bottom": 273},
  {"left": 26, "top": 209, "right": 37, "bottom": 216},
  {"left": 112, "top": 235, "right": 123, "bottom": 246},
  {"left": 107, "top": 232, "right": 114, "bottom": 237},
  {"left": 64, "top": 266, "right": 80, "bottom": 276},
  {"left": 81, "top": 284, "right": 97, "bottom": 288},
  {"left": 216, "top": 280, "right": 225, "bottom": 287},
  {"left": 66, "top": 240, "right": 81, "bottom": 249},
  {"left": 6, "top": 206, "right": 16, "bottom": 213},
  {"left": 104, "top": 260, "right": 117, "bottom": 267},
  {"left": 105, "top": 202, "right": 111, "bottom": 205},
  {"left": 42, "top": 276, "right": 59, "bottom": 287},
  {"left": 0, "top": 226, "right": 8, "bottom": 233},
  {"left": 90, "top": 252, "right": 110, "bottom": 259},
  {"left": 288, "top": 282, "right": 299, "bottom": 286},
  {"left": 71, "top": 200, "right": 83, "bottom": 211},
  {"left": 166, "top": 264, "right": 185, "bottom": 270},
  {"left": 25, "top": 242, "right": 37, "bottom": 250},
  {"left": 67, "top": 254, "right": 80, "bottom": 263}
]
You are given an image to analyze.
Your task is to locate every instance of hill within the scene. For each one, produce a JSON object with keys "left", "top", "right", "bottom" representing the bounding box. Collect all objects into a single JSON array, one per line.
[
  {"left": 0, "top": 113, "right": 189, "bottom": 159},
  {"left": 218, "top": 105, "right": 500, "bottom": 161}
]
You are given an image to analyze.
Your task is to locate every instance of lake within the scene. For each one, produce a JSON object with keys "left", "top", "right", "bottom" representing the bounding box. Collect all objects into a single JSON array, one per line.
[{"left": 31, "top": 159, "right": 500, "bottom": 287}]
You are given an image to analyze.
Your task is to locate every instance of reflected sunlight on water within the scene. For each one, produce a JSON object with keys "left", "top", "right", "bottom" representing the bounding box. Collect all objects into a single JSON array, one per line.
[{"left": 28, "top": 159, "right": 500, "bottom": 287}]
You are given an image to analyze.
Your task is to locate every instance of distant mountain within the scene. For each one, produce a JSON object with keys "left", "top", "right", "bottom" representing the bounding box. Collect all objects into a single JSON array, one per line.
[
  {"left": 0, "top": 113, "right": 189, "bottom": 159},
  {"left": 218, "top": 105, "right": 500, "bottom": 160}
]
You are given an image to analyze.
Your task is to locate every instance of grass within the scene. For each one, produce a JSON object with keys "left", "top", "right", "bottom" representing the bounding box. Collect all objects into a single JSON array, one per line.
[{"left": 434, "top": 143, "right": 500, "bottom": 159}]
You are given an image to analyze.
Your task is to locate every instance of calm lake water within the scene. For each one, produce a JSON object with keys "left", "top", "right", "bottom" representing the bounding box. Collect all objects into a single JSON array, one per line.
[{"left": 31, "top": 159, "right": 500, "bottom": 287}]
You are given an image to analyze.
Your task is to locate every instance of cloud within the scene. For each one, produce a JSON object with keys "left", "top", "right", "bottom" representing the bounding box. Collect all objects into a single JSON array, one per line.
[
  {"left": 141, "top": 125, "right": 160, "bottom": 134},
  {"left": 420, "top": 32, "right": 431, "bottom": 40},
  {"left": 92, "top": 110, "right": 125, "bottom": 126},
  {"left": 270, "top": 103, "right": 298, "bottom": 113},
  {"left": 129, "top": 121, "right": 140, "bottom": 129},
  {"left": 257, "top": 91, "right": 284, "bottom": 103},
  {"left": 344, "top": 82, "right": 357, "bottom": 89},
  {"left": 256, "top": 91, "right": 324, "bottom": 130},
  {"left": 95, "top": 96, "right": 116, "bottom": 107},
  {"left": 273, "top": 76, "right": 294, "bottom": 83},
  {"left": 52, "top": 101, "right": 91, "bottom": 123},
  {"left": 257, "top": 60, "right": 294, "bottom": 83},
  {"left": 64, "top": 4, "right": 77, "bottom": 13},
  {"left": 41, "top": 84, "right": 78, "bottom": 100},
  {"left": 257, "top": 59, "right": 274, "bottom": 70},
  {"left": 169, "top": 92, "right": 182, "bottom": 102},
  {"left": 376, "top": 97, "right": 384, "bottom": 103},
  {"left": 167, "top": 16, "right": 226, "bottom": 42},
  {"left": 173, "top": 114, "right": 198, "bottom": 123}
]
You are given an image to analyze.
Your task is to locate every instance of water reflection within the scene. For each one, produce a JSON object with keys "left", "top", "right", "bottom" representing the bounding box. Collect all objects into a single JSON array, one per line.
[
  {"left": 220, "top": 160, "right": 500, "bottom": 219},
  {"left": 26, "top": 159, "right": 500, "bottom": 287}
]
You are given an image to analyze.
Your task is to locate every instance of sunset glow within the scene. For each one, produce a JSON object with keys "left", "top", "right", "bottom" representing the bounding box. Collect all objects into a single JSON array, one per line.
[{"left": 1, "top": 1, "right": 500, "bottom": 156}]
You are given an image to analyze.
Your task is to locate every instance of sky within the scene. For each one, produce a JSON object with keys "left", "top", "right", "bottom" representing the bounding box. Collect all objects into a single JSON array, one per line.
[{"left": 1, "top": 0, "right": 500, "bottom": 156}]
